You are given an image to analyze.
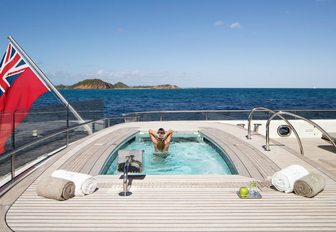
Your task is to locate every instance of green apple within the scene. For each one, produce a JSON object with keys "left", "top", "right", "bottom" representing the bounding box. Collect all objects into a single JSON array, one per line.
[{"left": 239, "top": 187, "right": 249, "bottom": 198}]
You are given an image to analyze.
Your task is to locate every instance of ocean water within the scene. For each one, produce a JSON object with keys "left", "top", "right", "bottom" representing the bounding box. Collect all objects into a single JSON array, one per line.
[{"left": 32, "top": 88, "right": 336, "bottom": 117}]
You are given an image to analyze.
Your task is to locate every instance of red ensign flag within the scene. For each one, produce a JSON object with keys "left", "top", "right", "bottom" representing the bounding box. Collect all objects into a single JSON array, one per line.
[{"left": 0, "top": 43, "right": 49, "bottom": 154}]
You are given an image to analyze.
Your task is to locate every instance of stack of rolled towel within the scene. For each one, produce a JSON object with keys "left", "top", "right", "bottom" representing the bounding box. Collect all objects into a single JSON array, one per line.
[
  {"left": 37, "top": 176, "right": 75, "bottom": 201},
  {"left": 293, "top": 172, "right": 326, "bottom": 198},
  {"left": 272, "top": 164, "right": 326, "bottom": 198},
  {"left": 37, "top": 170, "right": 98, "bottom": 200},
  {"left": 52, "top": 170, "right": 98, "bottom": 196}
]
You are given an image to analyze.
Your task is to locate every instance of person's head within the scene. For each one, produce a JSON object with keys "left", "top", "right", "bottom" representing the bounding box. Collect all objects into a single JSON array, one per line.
[{"left": 157, "top": 128, "right": 166, "bottom": 139}]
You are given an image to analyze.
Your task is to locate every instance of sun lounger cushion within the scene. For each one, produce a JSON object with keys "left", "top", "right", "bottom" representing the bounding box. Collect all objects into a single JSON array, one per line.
[
  {"left": 52, "top": 170, "right": 97, "bottom": 196},
  {"left": 272, "top": 165, "right": 309, "bottom": 193},
  {"left": 294, "top": 173, "right": 326, "bottom": 198},
  {"left": 36, "top": 176, "right": 75, "bottom": 201}
]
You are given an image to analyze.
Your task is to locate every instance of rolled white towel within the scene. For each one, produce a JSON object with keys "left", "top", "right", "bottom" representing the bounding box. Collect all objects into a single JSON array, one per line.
[
  {"left": 81, "top": 177, "right": 98, "bottom": 195},
  {"left": 52, "top": 170, "right": 97, "bottom": 196},
  {"left": 272, "top": 165, "right": 309, "bottom": 193}
]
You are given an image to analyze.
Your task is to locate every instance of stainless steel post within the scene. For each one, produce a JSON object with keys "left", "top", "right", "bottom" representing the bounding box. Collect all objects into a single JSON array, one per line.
[
  {"left": 66, "top": 105, "right": 69, "bottom": 147},
  {"left": 11, "top": 111, "right": 16, "bottom": 150},
  {"left": 11, "top": 153, "right": 15, "bottom": 179},
  {"left": 11, "top": 111, "right": 16, "bottom": 179},
  {"left": 92, "top": 122, "right": 95, "bottom": 133}
]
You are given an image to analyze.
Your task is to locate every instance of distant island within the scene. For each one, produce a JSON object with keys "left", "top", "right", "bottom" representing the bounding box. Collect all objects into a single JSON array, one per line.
[{"left": 56, "top": 79, "right": 179, "bottom": 89}]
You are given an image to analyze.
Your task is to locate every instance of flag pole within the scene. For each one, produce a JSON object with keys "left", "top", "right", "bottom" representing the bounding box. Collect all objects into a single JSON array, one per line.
[{"left": 7, "top": 36, "right": 92, "bottom": 134}]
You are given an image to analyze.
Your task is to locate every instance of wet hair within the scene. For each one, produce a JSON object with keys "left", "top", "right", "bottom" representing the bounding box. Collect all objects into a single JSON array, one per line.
[{"left": 157, "top": 128, "right": 165, "bottom": 134}]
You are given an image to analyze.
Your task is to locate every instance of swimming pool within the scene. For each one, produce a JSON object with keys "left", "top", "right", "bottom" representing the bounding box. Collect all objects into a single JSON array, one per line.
[{"left": 101, "top": 132, "right": 237, "bottom": 175}]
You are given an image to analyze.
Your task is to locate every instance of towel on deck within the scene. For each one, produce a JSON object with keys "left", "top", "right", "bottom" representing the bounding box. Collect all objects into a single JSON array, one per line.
[
  {"left": 272, "top": 165, "right": 309, "bottom": 193},
  {"left": 52, "top": 170, "right": 97, "bottom": 196},
  {"left": 294, "top": 173, "right": 326, "bottom": 198},
  {"left": 36, "top": 176, "right": 75, "bottom": 201}
]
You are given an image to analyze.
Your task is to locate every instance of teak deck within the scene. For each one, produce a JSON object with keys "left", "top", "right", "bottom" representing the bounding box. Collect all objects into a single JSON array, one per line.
[{"left": 2, "top": 122, "right": 336, "bottom": 231}]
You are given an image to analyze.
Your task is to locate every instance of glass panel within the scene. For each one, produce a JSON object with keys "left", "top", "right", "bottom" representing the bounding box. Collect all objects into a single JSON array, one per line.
[{"left": 0, "top": 155, "right": 12, "bottom": 180}]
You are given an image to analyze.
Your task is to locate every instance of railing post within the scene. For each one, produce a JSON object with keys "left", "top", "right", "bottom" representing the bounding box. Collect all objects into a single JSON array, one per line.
[
  {"left": 66, "top": 105, "right": 69, "bottom": 147},
  {"left": 247, "top": 107, "right": 275, "bottom": 139},
  {"left": 265, "top": 111, "right": 304, "bottom": 155},
  {"left": 11, "top": 153, "right": 15, "bottom": 179},
  {"left": 205, "top": 112, "right": 208, "bottom": 120},
  {"left": 92, "top": 122, "right": 96, "bottom": 133},
  {"left": 11, "top": 111, "right": 16, "bottom": 150},
  {"left": 247, "top": 114, "right": 252, "bottom": 139},
  {"left": 160, "top": 112, "right": 163, "bottom": 121},
  {"left": 11, "top": 111, "right": 16, "bottom": 179}
]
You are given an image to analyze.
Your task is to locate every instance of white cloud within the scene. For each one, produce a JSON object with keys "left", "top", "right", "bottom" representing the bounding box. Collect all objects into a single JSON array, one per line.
[
  {"left": 214, "top": 20, "right": 225, "bottom": 27},
  {"left": 229, "top": 22, "right": 243, "bottom": 29},
  {"left": 96, "top": 69, "right": 104, "bottom": 75},
  {"left": 214, "top": 20, "right": 243, "bottom": 29}
]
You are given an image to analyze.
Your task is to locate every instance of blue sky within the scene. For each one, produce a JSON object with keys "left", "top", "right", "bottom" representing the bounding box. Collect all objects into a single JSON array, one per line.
[{"left": 1, "top": 0, "right": 336, "bottom": 87}]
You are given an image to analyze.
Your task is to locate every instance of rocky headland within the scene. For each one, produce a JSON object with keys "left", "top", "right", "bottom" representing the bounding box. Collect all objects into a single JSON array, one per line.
[{"left": 56, "top": 79, "right": 179, "bottom": 89}]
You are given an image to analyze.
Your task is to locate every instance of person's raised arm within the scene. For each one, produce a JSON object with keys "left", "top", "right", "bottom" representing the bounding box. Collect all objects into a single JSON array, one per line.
[
  {"left": 148, "top": 129, "right": 158, "bottom": 144},
  {"left": 164, "top": 129, "right": 174, "bottom": 145}
]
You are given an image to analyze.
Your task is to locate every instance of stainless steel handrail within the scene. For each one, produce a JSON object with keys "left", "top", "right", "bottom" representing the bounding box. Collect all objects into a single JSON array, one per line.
[
  {"left": 2, "top": 108, "right": 336, "bottom": 181},
  {"left": 248, "top": 107, "right": 304, "bottom": 155},
  {"left": 265, "top": 111, "right": 336, "bottom": 154},
  {"left": 0, "top": 116, "right": 125, "bottom": 184},
  {"left": 122, "top": 109, "right": 251, "bottom": 115},
  {"left": 122, "top": 110, "right": 253, "bottom": 121},
  {"left": 247, "top": 107, "right": 275, "bottom": 139},
  {"left": 0, "top": 116, "right": 125, "bottom": 163},
  {"left": 0, "top": 119, "right": 97, "bottom": 163},
  {"left": 122, "top": 109, "right": 336, "bottom": 122},
  {"left": 123, "top": 109, "right": 336, "bottom": 116}
]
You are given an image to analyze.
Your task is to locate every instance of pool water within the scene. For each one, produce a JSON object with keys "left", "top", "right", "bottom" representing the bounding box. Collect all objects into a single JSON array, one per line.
[{"left": 104, "top": 133, "right": 234, "bottom": 175}]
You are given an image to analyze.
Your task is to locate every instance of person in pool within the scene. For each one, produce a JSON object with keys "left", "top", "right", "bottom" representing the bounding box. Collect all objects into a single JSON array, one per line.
[{"left": 149, "top": 128, "right": 174, "bottom": 153}]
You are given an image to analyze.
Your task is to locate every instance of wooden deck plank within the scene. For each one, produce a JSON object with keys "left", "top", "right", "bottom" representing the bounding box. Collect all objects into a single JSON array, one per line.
[
  {"left": 0, "top": 126, "right": 139, "bottom": 232},
  {"left": 3, "top": 123, "right": 336, "bottom": 232},
  {"left": 84, "top": 128, "right": 138, "bottom": 175},
  {"left": 319, "top": 159, "right": 336, "bottom": 169},
  {"left": 60, "top": 128, "right": 138, "bottom": 173},
  {"left": 200, "top": 131, "right": 252, "bottom": 177},
  {"left": 6, "top": 182, "right": 336, "bottom": 232},
  {"left": 201, "top": 128, "right": 265, "bottom": 178},
  {"left": 200, "top": 127, "right": 280, "bottom": 180}
]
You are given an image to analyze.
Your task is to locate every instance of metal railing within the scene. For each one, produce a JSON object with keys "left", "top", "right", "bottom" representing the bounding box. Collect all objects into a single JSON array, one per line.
[
  {"left": 247, "top": 107, "right": 276, "bottom": 139},
  {"left": 247, "top": 107, "right": 304, "bottom": 155},
  {"left": 123, "top": 109, "right": 252, "bottom": 122},
  {"left": 122, "top": 109, "right": 336, "bottom": 122},
  {"left": 265, "top": 111, "right": 336, "bottom": 154},
  {"left": 0, "top": 114, "right": 124, "bottom": 192},
  {"left": 2, "top": 108, "right": 336, "bottom": 191},
  {"left": 123, "top": 109, "right": 336, "bottom": 157}
]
